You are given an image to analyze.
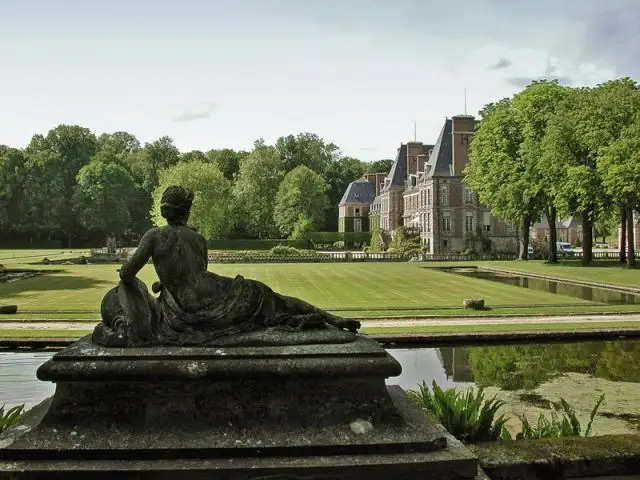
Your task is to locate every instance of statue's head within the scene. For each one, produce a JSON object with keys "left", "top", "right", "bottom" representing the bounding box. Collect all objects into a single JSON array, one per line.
[{"left": 160, "top": 186, "right": 194, "bottom": 225}]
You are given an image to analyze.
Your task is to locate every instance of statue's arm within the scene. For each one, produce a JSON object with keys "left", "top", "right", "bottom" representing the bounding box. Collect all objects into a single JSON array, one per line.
[
  {"left": 200, "top": 235, "right": 208, "bottom": 270},
  {"left": 120, "top": 230, "right": 154, "bottom": 284}
]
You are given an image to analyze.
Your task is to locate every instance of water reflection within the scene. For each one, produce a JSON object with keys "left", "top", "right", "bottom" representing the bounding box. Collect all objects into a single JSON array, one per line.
[
  {"left": 0, "top": 352, "right": 54, "bottom": 408},
  {"left": 468, "top": 340, "right": 640, "bottom": 390},
  {"left": 3, "top": 340, "right": 640, "bottom": 415},
  {"left": 438, "top": 267, "right": 640, "bottom": 305},
  {"left": 389, "top": 340, "right": 640, "bottom": 391},
  {"left": 387, "top": 348, "right": 474, "bottom": 390}
]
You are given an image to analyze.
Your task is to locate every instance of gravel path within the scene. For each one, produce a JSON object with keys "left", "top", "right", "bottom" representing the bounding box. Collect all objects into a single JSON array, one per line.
[{"left": 1, "top": 314, "right": 639, "bottom": 330}]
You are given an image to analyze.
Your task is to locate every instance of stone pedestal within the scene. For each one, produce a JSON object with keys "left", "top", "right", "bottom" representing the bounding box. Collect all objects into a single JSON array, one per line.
[{"left": 0, "top": 335, "right": 478, "bottom": 479}]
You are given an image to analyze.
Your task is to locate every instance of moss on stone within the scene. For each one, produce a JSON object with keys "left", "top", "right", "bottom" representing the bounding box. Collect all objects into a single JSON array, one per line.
[{"left": 470, "top": 434, "right": 640, "bottom": 478}]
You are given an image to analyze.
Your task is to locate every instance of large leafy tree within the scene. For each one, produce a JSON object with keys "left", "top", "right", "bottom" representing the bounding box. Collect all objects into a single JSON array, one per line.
[
  {"left": 275, "top": 132, "right": 338, "bottom": 174},
  {"left": 152, "top": 160, "right": 233, "bottom": 240},
  {"left": 232, "top": 146, "right": 284, "bottom": 238},
  {"left": 0, "top": 149, "right": 28, "bottom": 233},
  {"left": 274, "top": 165, "right": 329, "bottom": 238},
  {"left": 587, "top": 79, "right": 640, "bottom": 266},
  {"left": 545, "top": 79, "right": 640, "bottom": 265},
  {"left": 181, "top": 150, "right": 208, "bottom": 164},
  {"left": 464, "top": 98, "right": 536, "bottom": 259},
  {"left": 207, "top": 148, "right": 248, "bottom": 181},
  {"left": 25, "top": 125, "right": 98, "bottom": 246},
  {"left": 73, "top": 159, "right": 138, "bottom": 243},
  {"left": 542, "top": 88, "right": 599, "bottom": 264},
  {"left": 97, "top": 132, "right": 141, "bottom": 156},
  {"left": 514, "top": 80, "right": 571, "bottom": 263},
  {"left": 598, "top": 113, "right": 640, "bottom": 267},
  {"left": 16, "top": 151, "right": 66, "bottom": 239},
  {"left": 144, "top": 136, "right": 180, "bottom": 171},
  {"left": 365, "top": 159, "right": 393, "bottom": 174}
]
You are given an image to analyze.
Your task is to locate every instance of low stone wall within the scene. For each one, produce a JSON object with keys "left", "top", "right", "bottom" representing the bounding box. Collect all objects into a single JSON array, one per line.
[{"left": 471, "top": 434, "right": 640, "bottom": 479}]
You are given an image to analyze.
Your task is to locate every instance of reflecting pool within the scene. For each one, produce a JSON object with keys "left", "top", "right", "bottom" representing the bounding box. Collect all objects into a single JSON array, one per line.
[
  {"left": 436, "top": 266, "right": 640, "bottom": 304},
  {"left": 2, "top": 339, "right": 640, "bottom": 437}
]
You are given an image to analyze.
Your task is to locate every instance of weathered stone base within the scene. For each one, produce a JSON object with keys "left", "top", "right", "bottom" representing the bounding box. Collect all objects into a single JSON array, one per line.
[{"left": 0, "top": 335, "right": 478, "bottom": 479}]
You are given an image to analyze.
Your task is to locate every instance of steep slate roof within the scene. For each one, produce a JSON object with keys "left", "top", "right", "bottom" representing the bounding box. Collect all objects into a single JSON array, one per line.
[
  {"left": 533, "top": 216, "right": 583, "bottom": 229},
  {"left": 385, "top": 144, "right": 408, "bottom": 189},
  {"left": 562, "top": 216, "right": 582, "bottom": 229},
  {"left": 339, "top": 178, "right": 376, "bottom": 206},
  {"left": 425, "top": 119, "right": 453, "bottom": 178}
]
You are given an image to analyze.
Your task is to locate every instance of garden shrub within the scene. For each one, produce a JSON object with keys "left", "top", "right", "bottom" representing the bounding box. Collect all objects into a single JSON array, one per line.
[
  {"left": 408, "top": 381, "right": 510, "bottom": 443},
  {"left": 409, "top": 381, "right": 605, "bottom": 444},
  {"left": 404, "top": 248, "right": 423, "bottom": 258},
  {"left": 269, "top": 245, "right": 301, "bottom": 256},
  {"left": 517, "top": 394, "right": 604, "bottom": 440},
  {"left": 0, "top": 404, "right": 24, "bottom": 434}
]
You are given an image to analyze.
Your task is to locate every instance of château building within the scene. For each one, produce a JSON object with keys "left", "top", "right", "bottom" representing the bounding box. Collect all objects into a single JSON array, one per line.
[{"left": 338, "top": 114, "right": 518, "bottom": 254}]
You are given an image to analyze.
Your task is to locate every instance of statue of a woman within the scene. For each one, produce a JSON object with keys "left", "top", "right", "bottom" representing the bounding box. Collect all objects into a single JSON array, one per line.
[{"left": 93, "top": 186, "right": 360, "bottom": 347}]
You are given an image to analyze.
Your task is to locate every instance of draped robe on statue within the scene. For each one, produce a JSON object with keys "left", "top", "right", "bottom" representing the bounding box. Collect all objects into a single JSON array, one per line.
[{"left": 93, "top": 224, "right": 358, "bottom": 347}]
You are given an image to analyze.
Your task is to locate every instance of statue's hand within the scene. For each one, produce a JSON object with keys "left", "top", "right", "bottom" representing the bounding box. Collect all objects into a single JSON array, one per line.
[{"left": 333, "top": 318, "right": 361, "bottom": 333}]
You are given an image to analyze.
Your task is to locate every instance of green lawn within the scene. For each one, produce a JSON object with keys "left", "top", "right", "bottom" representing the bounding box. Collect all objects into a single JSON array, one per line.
[
  {"left": 2, "top": 260, "right": 640, "bottom": 320},
  {"left": 474, "top": 260, "right": 640, "bottom": 289},
  {"left": 0, "top": 249, "right": 90, "bottom": 265}
]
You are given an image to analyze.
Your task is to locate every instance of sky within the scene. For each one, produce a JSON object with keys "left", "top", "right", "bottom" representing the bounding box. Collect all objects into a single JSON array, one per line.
[{"left": 1, "top": 0, "right": 638, "bottom": 161}]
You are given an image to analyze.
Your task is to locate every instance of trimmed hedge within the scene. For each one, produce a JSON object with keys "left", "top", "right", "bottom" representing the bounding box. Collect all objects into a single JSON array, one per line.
[{"left": 208, "top": 232, "right": 372, "bottom": 251}]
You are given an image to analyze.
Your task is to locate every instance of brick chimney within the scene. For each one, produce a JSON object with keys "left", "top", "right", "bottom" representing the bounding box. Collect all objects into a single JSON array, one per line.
[
  {"left": 406, "top": 142, "right": 424, "bottom": 177},
  {"left": 451, "top": 115, "right": 476, "bottom": 176}
]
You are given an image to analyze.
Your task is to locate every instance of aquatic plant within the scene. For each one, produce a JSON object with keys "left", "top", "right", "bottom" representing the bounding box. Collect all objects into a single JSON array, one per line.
[
  {"left": 517, "top": 394, "right": 605, "bottom": 440},
  {"left": 407, "top": 380, "right": 511, "bottom": 443},
  {"left": 0, "top": 404, "right": 25, "bottom": 434}
]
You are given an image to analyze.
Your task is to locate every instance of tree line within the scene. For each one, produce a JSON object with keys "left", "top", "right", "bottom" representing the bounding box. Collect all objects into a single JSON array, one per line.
[
  {"left": 464, "top": 77, "right": 640, "bottom": 266},
  {"left": 0, "top": 129, "right": 393, "bottom": 247}
]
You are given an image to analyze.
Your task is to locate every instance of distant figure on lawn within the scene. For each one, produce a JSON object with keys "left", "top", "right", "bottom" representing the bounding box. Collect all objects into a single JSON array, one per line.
[{"left": 93, "top": 186, "right": 360, "bottom": 347}]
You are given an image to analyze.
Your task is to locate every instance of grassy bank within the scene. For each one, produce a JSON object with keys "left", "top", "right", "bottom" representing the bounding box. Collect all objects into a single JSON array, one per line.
[
  {"left": 4, "top": 262, "right": 638, "bottom": 320},
  {"left": 474, "top": 259, "right": 640, "bottom": 289}
]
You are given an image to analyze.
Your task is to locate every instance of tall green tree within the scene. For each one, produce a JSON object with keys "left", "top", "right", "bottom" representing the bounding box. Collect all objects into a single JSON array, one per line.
[
  {"left": 144, "top": 136, "right": 180, "bottom": 170},
  {"left": 207, "top": 148, "right": 248, "bottom": 180},
  {"left": 25, "top": 125, "right": 98, "bottom": 246},
  {"left": 464, "top": 98, "right": 536, "bottom": 259},
  {"left": 232, "top": 146, "right": 284, "bottom": 238},
  {"left": 365, "top": 159, "right": 393, "bottom": 173},
  {"left": 181, "top": 150, "right": 208, "bottom": 164},
  {"left": 545, "top": 79, "right": 640, "bottom": 265},
  {"left": 152, "top": 160, "right": 233, "bottom": 240},
  {"left": 274, "top": 165, "right": 329, "bottom": 238},
  {"left": 97, "top": 132, "right": 141, "bottom": 155},
  {"left": 514, "top": 80, "right": 571, "bottom": 263},
  {"left": 598, "top": 113, "right": 640, "bottom": 267},
  {"left": 542, "top": 87, "right": 603, "bottom": 265},
  {"left": 0, "top": 149, "right": 27, "bottom": 233},
  {"left": 16, "top": 151, "right": 66, "bottom": 240},
  {"left": 73, "top": 160, "right": 138, "bottom": 243},
  {"left": 275, "top": 133, "right": 338, "bottom": 174},
  {"left": 587, "top": 79, "right": 640, "bottom": 266}
]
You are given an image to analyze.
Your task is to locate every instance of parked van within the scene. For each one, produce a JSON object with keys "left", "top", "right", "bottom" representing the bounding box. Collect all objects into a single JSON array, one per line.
[{"left": 556, "top": 242, "right": 574, "bottom": 256}]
